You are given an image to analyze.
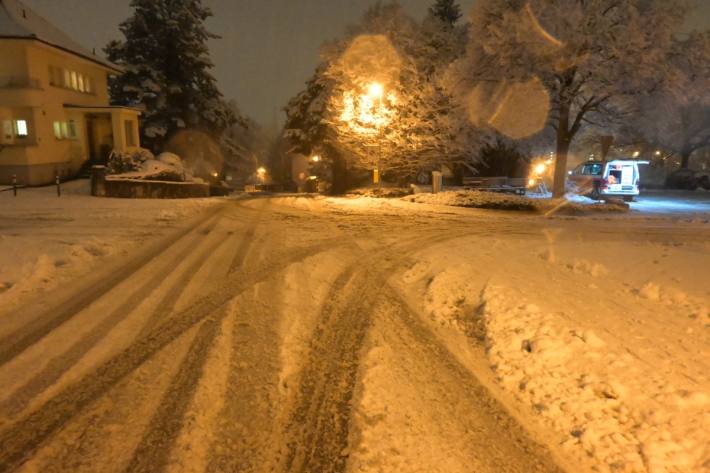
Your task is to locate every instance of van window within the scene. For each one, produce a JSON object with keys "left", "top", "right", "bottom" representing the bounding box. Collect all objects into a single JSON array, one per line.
[{"left": 582, "top": 163, "right": 602, "bottom": 175}]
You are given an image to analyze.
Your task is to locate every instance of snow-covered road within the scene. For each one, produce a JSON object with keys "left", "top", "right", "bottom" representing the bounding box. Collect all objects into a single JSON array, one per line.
[{"left": 0, "top": 193, "right": 707, "bottom": 473}]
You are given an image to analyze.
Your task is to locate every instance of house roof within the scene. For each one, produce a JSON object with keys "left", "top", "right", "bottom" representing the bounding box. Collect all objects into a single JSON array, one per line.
[{"left": 0, "top": 0, "right": 121, "bottom": 72}]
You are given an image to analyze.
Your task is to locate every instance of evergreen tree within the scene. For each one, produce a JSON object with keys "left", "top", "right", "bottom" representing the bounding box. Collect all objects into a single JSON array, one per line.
[
  {"left": 428, "top": 0, "right": 463, "bottom": 27},
  {"left": 105, "top": 0, "right": 236, "bottom": 151}
]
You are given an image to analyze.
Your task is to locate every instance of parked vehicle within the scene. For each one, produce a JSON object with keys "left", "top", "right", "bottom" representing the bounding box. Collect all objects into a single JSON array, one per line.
[
  {"left": 665, "top": 169, "right": 710, "bottom": 190},
  {"left": 568, "top": 160, "right": 645, "bottom": 201}
]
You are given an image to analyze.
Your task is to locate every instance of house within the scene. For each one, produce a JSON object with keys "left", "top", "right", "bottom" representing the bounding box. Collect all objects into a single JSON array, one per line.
[{"left": 0, "top": 0, "right": 140, "bottom": 186}]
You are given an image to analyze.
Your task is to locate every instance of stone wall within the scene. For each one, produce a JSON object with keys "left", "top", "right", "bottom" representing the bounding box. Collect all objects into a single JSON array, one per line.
[{"left": 91, "top": 166, "right": 210, "bottom": 199}]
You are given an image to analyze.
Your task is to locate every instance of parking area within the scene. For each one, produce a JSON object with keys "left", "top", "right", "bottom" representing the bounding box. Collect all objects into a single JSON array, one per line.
[{"left": 630, "top": 190, "right": 710, "bottom": 215}]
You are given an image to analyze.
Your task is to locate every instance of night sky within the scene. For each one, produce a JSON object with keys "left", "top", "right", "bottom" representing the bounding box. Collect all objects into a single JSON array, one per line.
[{"left": 22, "top": 0, "right": 709, "bottom": 129}]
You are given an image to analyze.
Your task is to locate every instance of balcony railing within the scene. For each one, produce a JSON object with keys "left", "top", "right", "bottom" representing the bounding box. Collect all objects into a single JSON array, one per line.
[{"left": 0, "top": 77, "right": 42, "bottom": 89}]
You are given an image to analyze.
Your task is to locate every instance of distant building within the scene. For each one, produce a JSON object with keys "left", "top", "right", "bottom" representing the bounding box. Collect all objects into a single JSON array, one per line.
[{"left": 0, "top": 0, "right": 141, "bottom": 186}]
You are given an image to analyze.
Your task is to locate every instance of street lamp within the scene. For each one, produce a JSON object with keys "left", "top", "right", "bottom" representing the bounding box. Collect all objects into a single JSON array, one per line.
[
  {"left": 368, "top": 82, "right": 384, "bottom": 100},
  {"left": 256, "top": 167, "right": 267, "bottom": 183},
  {"left": 340, "top": 81, "right": 395, "bottom": 187}
]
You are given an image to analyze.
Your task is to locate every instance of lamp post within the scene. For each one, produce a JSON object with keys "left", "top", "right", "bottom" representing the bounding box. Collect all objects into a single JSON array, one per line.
[
  {"left": 340, "top": 81, "right": 395, "bottom": 189},
  {"left": 367, "top": 83, "right": 385, "bottom": 188}
]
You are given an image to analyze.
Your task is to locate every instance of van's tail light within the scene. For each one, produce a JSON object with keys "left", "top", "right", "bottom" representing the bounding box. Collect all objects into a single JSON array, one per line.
[{"left": 600, "top": 178, "right": 608, "bottom": 190}]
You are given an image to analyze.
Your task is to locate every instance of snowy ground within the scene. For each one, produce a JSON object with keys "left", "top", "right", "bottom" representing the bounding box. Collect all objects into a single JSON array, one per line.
[
  {"left": 0, "top": 180, "right": 219, "bottom": 314},
  {"left": 0, "top": 190, "right": 707, "bottom": 473},
  {"left": 630, "top": 190, "right": 710, "bottom": 215}
]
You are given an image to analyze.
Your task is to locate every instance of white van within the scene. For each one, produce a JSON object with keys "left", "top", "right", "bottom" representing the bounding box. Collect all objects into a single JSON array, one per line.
[{"left": 568, "top": 160, "right": 646, "bottom": 201}]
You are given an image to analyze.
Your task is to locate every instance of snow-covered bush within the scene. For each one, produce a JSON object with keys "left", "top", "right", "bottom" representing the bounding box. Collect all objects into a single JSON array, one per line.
[
  {"left": 157, "top": 152, "right": 184, "bottom": 175},
  {"left": 107, "top": 148, "right": 155, "bottom": 174},
  {"left": 108, "top": 150, "right": 186, "bottom": 182}
]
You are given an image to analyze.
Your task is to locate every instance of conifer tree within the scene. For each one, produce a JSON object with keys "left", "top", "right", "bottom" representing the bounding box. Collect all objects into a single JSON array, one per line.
[
  {"left": 428, "top": 0, "right": 463, "bottom": 27},
  {"left": 105, "top": 0, "right": 236, "bottom": 151}
]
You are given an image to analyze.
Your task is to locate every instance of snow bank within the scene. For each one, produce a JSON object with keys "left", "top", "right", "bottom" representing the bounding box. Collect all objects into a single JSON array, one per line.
[
  {"left": 477, "top": 284, "right": 707, "bottom": 473},
  {"left": 402, "top": 190, "right": 629, "bottom": 214},
  {"left": 348, "top": 187, "right": 413, "bottom": 198},
  {"left": 406, "top": 234, "right": 709, "bottom": 473}
]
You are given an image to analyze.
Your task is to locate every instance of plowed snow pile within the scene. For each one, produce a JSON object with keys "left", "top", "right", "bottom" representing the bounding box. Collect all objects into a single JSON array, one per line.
[
  {"left": 402, "top": 190, "right": 629, "bottom": 214},
  {"left": 401, "top": 232, "right": 709, "bottom": 473}
]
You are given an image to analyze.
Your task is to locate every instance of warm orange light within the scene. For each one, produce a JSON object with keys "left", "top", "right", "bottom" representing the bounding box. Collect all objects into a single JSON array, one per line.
[
  {"left": 257, "top": 167, "right": 266, "bottom": 175},
  {"left": 340, "top": 82, "right": 396, "bottom": 135},
  {"left": 368, "top": 82, "right": 384, "bottom": 99}
]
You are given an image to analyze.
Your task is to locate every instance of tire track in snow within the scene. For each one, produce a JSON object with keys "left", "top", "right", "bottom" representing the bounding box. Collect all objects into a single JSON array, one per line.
[
  {"left": 0, "top": 244, "right": 342, "bottom": 472},
  {"left": 0, "top": 205, "right": 225, "bottom": 368},
  {"left": 363, "top": 290, "right": 565, "bottom": 473},
  {"left": 204, "top": 281, "right": 284, "bottom": 473},
  {"left": 278, "top": 222, "right": 548, "bottom": 472},
  {"left": 0, "top": 216, "right": 226, "bottom": 418},
  {"left": 124, "top": 316, "right": 223, "bottom": 473},
  {"left": 282, "top": 263, "right": 379, "bottom": 473},
  {"left": 137, "top": 224, "right": 236, "bottom": 337},
  {"left": 123, "top": 203, "right": 266, "bottom": 473}
]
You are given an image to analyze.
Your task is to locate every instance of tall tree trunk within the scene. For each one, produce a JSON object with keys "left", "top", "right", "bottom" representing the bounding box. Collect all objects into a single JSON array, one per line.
[
  {"left": 552, "top": 102, "right": 571, "bottom": 198},
  {"left": 330, "top": 149, "right": 348, "bottom": 195},
  {"left": 680, "top": 148, "right": 692, "bottom": 169}
]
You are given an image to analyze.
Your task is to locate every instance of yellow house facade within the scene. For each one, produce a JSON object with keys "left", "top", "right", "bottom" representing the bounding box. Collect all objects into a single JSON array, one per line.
[{"left": 0, "top": 0, "right": 141, "bottom": 186}]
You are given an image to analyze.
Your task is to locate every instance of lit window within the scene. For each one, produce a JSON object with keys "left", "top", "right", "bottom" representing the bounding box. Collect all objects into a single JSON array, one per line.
[
  {"left": 61, "top": 122, "right": 69, "bottom": 139},
  {"left": 15, "top": 120, "right": 28, "bottom": 137},
  {"left": 78, "top": 74, "right": 85, "bottom": 92},
  {"left": 85, "top": 77, "right": 93, "bottom": 93},
  {"left": 70, "top": 71, "right": 78, "bottom": 90},
  {"left": 64, "top": 69, "right": 71, "bottom": 88},
  {"left": 53, "top": 121, "right": 63, "bottom": 139},
  {"left": 67, "top": 120, "right": 77, "bottom": 139}
]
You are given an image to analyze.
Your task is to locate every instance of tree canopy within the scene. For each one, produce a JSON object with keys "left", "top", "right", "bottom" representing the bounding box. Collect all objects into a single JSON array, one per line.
[
  {"left": 105, "top": 0, "right": 238, "bottom": 151},
  {"left": 457, "top": 0, "right": 689, "bottom": 195}
]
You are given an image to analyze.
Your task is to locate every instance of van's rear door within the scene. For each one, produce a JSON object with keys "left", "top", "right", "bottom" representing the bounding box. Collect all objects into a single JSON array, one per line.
[{"left": 605, "top": 163, "right": 636, "bottom": 193}]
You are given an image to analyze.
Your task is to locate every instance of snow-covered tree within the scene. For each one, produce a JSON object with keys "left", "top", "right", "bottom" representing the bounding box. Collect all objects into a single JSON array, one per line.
[
  {"left": 429, "top": 0, "right": 463, "bottom": 26},
  {"left": 458, "top": 0, "right": 689, "bottom": 196},
  {"left": 105, "top": 0, "right": 237, "bottom": 151},
  {"left": 329, "top": 2, "right": 479, "bottom": 181},
  {"left": 285, "top": 1, "right": 479, "bottom": 187},
  {"left": 629, "top": 31, "right": 710, "bottom": 168},
  {"left": 219, "top": 101, "right": 271, "bottom": 183}
]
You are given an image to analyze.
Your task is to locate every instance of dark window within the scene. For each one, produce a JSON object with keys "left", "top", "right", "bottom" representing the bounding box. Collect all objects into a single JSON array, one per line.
[
  {"left": 124, "top": 120, "right": 136, "bottom": 147},
  {"left": 582, "top": 164, "right": 602, "bottom": 175}
]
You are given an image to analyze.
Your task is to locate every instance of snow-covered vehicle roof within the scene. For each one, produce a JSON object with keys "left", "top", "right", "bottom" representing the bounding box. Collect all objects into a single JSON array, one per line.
[{"left": 0, "top": 0, "right": 120, "bottom": 72}]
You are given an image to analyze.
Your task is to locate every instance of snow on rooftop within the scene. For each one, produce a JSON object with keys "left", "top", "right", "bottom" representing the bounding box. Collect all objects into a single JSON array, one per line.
[{"left": 0, "top": 0, "right": 119, "bottom": 71}]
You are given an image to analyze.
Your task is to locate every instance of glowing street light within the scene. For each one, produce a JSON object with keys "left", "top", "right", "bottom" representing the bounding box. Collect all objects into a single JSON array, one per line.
[
  {"left": 367, "top": 82, "right": 384, "bottom": 100},
  {"left": 310, "top": 155, "right": 321, "bottom": 163},
  {"left": 534, "top": 163, "right": 547, "bottom": 176},
  {"left": 340, "top": 81, "right": 397, "bottom": 187},
  {"left": 633, "top": 150, "right": 641, "bottom": 158}
]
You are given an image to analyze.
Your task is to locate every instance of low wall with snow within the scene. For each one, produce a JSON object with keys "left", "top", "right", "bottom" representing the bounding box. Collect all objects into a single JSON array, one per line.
[{"left": 91, "top": 167, "right": 210, "bottom": 199}]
